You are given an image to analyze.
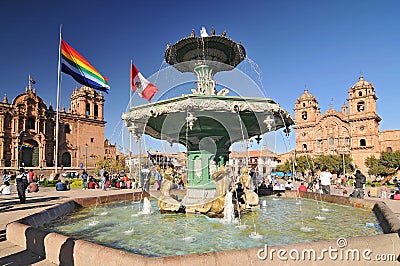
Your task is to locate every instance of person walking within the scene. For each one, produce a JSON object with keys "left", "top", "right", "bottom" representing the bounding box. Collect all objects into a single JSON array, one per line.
[
  {"left": 141, "top": 166, "right": 150, "bottom": 192},
  {"left": 16, "top": 168, "right": 28, "bottom": 203},
  {"left": 81, "top": 170, "right": 88, "bottom": 190},
  {"left": 353, "top": 169, "right": 366, "bottom": 198},
  {"left": 100, "top": 167, "right": 106, "bottom": 191},
  {"left": 319, "top": 166, "right": 333, "bottom": 194},
  {"left": 155, "top": 166, "right": 163, "bottom": 191}
]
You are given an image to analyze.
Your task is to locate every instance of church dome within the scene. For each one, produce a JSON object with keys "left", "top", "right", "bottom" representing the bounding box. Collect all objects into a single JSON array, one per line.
[
  {"left": 297, "top": 89, "right": 317, "bottom": 102},
  {"left": 351, "top": 75, "right": 373, "bottom": 89}
]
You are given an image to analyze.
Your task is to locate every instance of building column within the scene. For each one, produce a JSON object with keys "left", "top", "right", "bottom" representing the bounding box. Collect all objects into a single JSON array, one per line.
[
  {"left": 0, "top": 114, "right": 4, "bottom": 131},
  {"left": 0, "top": 142, "right": 4, "bottom": 167},
  {"left": 98, "top": 103, "right": 104, "bottom": 120},
  {"left": 0, "top": 114, "right": 4, "bottom": 167},
  {"left": 40, "top": 140, "right": 46, "bottom": 168}
]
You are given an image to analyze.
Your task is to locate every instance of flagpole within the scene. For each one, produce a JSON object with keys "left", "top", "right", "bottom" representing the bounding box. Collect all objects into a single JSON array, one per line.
[
  {"left": 55, "top": 24, "right": 62, "bottom": 175},
  {"left": 130, "top": 60, "right": 132, "bottom": 109}
]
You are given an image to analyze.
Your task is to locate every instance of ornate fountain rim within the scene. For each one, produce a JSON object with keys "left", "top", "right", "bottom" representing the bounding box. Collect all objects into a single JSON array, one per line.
[
  {"left": 165, "top": 35, "right": 246, "bottom": 73},
  {"left": 123, "top": 94, "right": 293, "bottom": 120}
]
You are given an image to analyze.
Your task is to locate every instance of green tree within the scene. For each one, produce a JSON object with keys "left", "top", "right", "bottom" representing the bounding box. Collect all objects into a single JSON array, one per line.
[
  {"left": 365, "top": 151, "right": 400, "bottom": 181},
  {"left": 313, "top": 154, "right": 352, "bottom": 174},
  {"left": 95, "top": 156, "right": 128, "bottom": 175}
]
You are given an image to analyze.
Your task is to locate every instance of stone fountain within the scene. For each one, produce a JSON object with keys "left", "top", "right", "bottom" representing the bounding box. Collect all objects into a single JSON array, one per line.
[{"left": 122, "top": 29, "right": 294, "bottom": 215}]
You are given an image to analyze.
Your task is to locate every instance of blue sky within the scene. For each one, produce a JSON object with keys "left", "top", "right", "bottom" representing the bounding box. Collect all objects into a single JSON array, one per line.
[{"left": 1, "top": 0, "right": 399, "bottom": 154}]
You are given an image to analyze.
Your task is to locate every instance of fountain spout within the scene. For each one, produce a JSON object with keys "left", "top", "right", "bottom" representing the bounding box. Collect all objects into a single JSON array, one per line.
[{"left": 221, "top": 191, "right": 235, "bottom": 224}]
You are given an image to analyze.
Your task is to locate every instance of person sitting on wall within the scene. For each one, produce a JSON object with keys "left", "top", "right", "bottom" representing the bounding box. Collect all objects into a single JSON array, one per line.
[
  {"left": 55, "top": 180, "right": 70, "bottom": 191},
  {"left": 64, "top": 180, "right": 70, "bottom": 190},
  {"left": 284, "top": 181, "right": 294, "bottom": 190},
  {"left": 298, "top": 182, "right": 307, "bottom": 192},
  {"left": 56, "top": 180, "right": 65, "bottom": 191},
  {"left": 27, "top": 181, "right": 39, "bottom": 193},
  {"left": 88, "top": 178, "right": 97, "bottom": 189},
  {"left": 0, "top": 181, "right": 12, "bottom": 195},
  {"left": 393, "top": 191, "right": 400, "bottom": 200}
]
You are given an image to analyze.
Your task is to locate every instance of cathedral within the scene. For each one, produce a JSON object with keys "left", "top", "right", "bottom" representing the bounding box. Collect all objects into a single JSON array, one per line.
[
  {"left": 293, "top": 75, "right": 400, "bottom": 173},
  {"left": 0, "top": 85, "right": 106, "bottom": 169}
]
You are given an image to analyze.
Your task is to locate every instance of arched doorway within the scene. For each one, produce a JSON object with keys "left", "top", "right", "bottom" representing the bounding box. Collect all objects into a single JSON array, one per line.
[
  {"left": 62, "top": 152, "right": 72, "bottom": 167},
  {"left": 21, "top": 139, "right": 39, "bottom": 167}
]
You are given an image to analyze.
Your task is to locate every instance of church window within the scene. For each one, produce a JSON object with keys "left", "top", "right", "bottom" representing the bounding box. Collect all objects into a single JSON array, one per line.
[
  {"left": 317, "top": 139, "right": 322, "bottom": 145},
  {"left": 90, "top": 137, "right": 94, "bottom": 143},
  {"left": 360, "top": 139, "right": 366, "bottom": 147},
  {"left": 301, "top": 111, "right": 307, "bottom": 120},
  {"left": 345, "top": 137, "right": 350, "bottom": 143},
  {"left": 357, "top": 101, "right": 365, "bottom": 112},
  {"left": 26, "top": 117, "right": 35, "bottom": 130},
  {"left": 358, "top": 91, "right": 362, "bottom": 96},
  {"left": 302, "top": 144, "right": 307, "bottom": 151},
  {"left": 301, "top": 132, "right": 306, "bottom": 137},
  {"left": 302, "top": 103, "right": 305, "bottom": 107},
  {"left": 94, "top": 104, "right": 99, "bottom": 117},
  {"left": 64, "top": 124, "right": 71, "bottom": 134},
  {"left": 86, "top": 103, "right": 90, "bottom": 116},
  {"left": 386, "top": 147, "right": 392, "bottom": 152},
  {"left": 329, "top": 138, "right": 334, "bottom": 146},
  {"left": 359, "top": 125, "right": 365, "bottom": 131}
]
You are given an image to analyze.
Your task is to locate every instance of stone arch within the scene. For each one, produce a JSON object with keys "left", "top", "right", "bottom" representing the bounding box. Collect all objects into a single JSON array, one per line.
[
  {"left": 62, "top": 152, "right": 72, "bottom": 167},
  {"left": 21, "top": 139, "right": 39, "bottom": 167}
]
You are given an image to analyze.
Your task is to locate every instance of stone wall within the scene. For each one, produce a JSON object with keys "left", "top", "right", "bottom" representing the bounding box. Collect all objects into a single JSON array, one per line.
[{"left": 6, "top": 191, "right": 400, "bottom": 265}]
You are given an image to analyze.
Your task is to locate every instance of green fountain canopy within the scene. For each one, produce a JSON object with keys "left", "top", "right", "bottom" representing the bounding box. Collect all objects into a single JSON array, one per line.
[
  {"left": 165, "top": 35, "right": 246, "bottom": 73},
  {"left": 122, "top": 94, "right": 294, "bottom": 150}
]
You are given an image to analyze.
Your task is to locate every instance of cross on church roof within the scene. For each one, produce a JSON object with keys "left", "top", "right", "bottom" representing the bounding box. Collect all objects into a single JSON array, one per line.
[{"left": 329, "top": 97, "right": 334, "bottom": 109}]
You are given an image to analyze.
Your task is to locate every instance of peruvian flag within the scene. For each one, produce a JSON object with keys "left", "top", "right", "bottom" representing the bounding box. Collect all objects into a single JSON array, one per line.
[{"left": 130, "top": 62, "right": 158, "bottom": 101}]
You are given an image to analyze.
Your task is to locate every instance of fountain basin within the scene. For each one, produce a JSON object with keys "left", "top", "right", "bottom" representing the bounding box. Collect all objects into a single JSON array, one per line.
[{"left": 6, "top": 191, "right": 400, "bottom": 265}]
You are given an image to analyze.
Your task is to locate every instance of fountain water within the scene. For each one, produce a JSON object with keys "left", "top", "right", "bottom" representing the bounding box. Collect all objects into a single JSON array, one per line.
[
  {"left": 140, "top": 197, "right": 152, "bottom": 215},
  {"left": 220, "top": 191, "right": 236, "bottom": 224}
]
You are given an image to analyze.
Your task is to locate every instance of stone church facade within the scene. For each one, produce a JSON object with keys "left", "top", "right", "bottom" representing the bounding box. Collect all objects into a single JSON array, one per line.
[
  {"left": 293, "top": 75, "right": 400, "bottom": 173},
  {"left": 0, "top": 85, "right": 105, "bottom": 169}
]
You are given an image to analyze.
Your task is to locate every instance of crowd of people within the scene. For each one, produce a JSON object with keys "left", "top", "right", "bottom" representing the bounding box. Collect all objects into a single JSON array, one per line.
[
  {"left": 2, "top": 164, "right": 400, "bottom": 203},
  {"left": 255, "top": 165, "right": 400, "bottom": 200},
  {"left": 1, "top": 168, "right": 40, "bottom": 203}
]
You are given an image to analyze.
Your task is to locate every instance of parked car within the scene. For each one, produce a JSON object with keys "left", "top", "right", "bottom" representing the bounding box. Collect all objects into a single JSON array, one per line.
[{"left": 62, "top": 171, "right": 80, "bottom": 179}]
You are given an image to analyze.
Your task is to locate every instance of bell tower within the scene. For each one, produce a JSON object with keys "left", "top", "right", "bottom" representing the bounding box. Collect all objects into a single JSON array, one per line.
[
  {"left": 294, "top": 89, "right": 320, "bottom": 153},
  {"left": 347, "top": 75, "right": 381, "bottom": 167},
  {"left": 66, "top": 86, "right": 105, "bottom": 168},
  {"left": 70, "top": 86, "right": 104, "bottom": 120}
]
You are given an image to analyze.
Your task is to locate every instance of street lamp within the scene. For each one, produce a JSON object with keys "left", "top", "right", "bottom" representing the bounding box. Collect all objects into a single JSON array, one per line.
[
  {"left": 85, "top": 144, "right": 88, "bottom": 171},
  {"left": 15, "top": 131, "right": 25, "bottom": 168},
  {"left": 244, "top": 138, "right": 253, "bottom": 166}
]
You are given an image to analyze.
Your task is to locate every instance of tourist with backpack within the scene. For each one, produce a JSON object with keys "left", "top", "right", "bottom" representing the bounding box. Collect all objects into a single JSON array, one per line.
[{"left": 352, "top": 169, "right": 366, "bottom": 198}]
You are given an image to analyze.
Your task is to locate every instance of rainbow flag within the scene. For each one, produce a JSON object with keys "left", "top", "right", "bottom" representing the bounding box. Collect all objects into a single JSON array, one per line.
[
  {"left": 61, "top": 40, "right": 110, "bottom": 92},
  {"left": 22, "top": 142, "right": 34, "bottom": 148}
]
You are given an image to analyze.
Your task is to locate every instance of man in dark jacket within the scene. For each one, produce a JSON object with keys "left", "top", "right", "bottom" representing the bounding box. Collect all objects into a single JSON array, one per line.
[
  {"left": 16, "top": 168, "right": 28, "bottom": 203},
  {"left": 353, "top": 169, "right": 366, "bottom": 198}
]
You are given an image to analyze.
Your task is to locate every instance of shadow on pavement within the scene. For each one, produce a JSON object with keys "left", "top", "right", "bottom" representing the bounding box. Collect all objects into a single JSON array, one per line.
[
  {"left": 0, "top": 229, "right": 5, "bottom": 242},
  {"left": 0, "top": 203, "right": 56, "bottom": 214},
  {"left": 0, "top": 249, "right": 46, "bottom": 265},
  {"left": 0, "top": 196, "right": 66, "bottom": 208}
]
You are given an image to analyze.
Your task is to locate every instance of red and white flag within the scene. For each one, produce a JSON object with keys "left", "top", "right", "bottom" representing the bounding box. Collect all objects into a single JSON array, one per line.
[{"left": 130, "top": 62, "right": 158, "bottom": 101}]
